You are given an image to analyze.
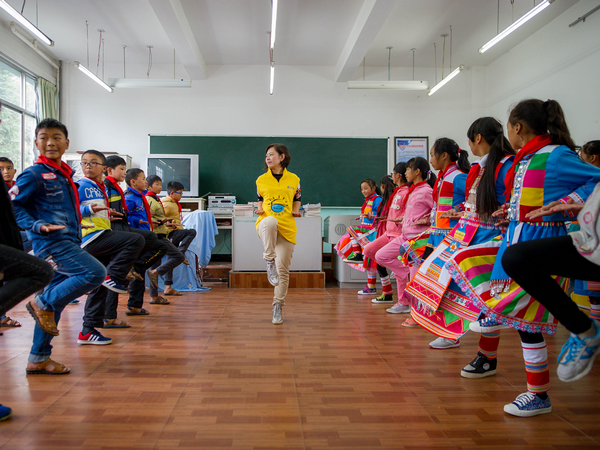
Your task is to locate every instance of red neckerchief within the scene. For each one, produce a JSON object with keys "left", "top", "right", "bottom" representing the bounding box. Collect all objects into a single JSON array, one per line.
[
  {"left": 105, "top": 176, "right": 129, "bottom": 214},
  {"left": 170, "top": 196, "right": 183, "bottom": 221},
  {"left": 361, "top": 193, "right": 378, "bottom": 215},
  {"left": 505, "top": 134, "right": 552, "bottom": 197},
  {"left": 5, "top": 180, "right": 15, "bottom": 188},
  {"left": 403, "top": 180, "right": 427, "bottom": 209},
  {"left": 138, "top": 190, "right": 154, "bottom": 230},
  {"left": 432, "top": 162, "right": 456, "bottom": 203},
  {"left": 85, "top": 177, "right": 110, "bottom": 216},
  {"left": 145, "top": 191, "right": 166, "bottom": 214},
  {"left": 465, "top": 156, "right": 510, "bottom": 198},
  {"left": 35, "top": 155, "right": 81, "bottom": 222}
]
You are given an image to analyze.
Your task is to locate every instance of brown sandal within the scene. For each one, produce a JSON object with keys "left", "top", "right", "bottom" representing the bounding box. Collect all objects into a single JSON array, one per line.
[
  {"left": 0, "top": 316, "right": 21, "bottom": 327},
  {"left": 164, "top": 289, "right": 182, "bottom": 296},
  {"left": 149, "top": 296, "right": 170, "bottom": 305},
  {"left": 25, "top": 301, "right": 59, "bottom": 336},
  {"left": 103, "top": 318, "right": 131, "bottom": 328},
  {"left": 26, "top": 358, "right": 70, "bottom": 375}
]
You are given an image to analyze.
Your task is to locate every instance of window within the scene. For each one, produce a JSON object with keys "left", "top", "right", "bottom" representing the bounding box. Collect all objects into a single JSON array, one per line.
[{"left": 0, "top": 58, "right": 37, "bottom": 172}]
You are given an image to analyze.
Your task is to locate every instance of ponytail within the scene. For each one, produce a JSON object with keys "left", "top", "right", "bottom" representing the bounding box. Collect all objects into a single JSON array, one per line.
[
  {"left": 508, "top": 99, "right": 576, "bottom": 151},
  {"left": 393, "top": 162, "right": 408, "bottom": 184},
  {"left": 432, "top": 137, "right": 470, "bottom": 173},
  {"left": 378, "top": 175, "right": 396, "bottom": 215},
  {"left": 407, "top": 156, "right": 436, "bottom": 188},
  {"left": 467, "top": 117, "right": 516, "bottom": 219}
]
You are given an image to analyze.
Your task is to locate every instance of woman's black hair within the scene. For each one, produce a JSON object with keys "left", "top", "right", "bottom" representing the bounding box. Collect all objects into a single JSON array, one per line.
[
  {"left": 361, "top": 178, "right": 382, "bottom": 196},
  {"left": 406, "top": 156, "right": 436, "bottom": 188},
  {"left": 264, "top": 143, "right": 291, "bottom": 169},
  {"left": 508, "top": 99, "right": 576, "bottom": 151},
  {"left": 378, "top": 175, "right": 396, "bottom": 215},
  {"left": 467, "top": 117, "right": 516, "bottom": 219},
  {"left": 392, "top": 162, "right": 408, "bottom": 184},
  {"left": 582, "top": 141, "right": 600, "bottom": 158},
  {"left": 432, "top": 137, "right": 470, "bottom": 173}
]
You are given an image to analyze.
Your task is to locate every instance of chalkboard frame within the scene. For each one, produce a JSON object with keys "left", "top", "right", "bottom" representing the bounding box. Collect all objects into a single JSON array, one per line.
[{"left": 149, "top": 135, "right": 388, "bottom": 207}]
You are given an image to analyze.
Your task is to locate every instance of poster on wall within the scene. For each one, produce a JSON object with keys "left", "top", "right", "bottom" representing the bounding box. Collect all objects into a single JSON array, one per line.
[{"left": 395, "top": 137, "right": 429, "bottom": 163}]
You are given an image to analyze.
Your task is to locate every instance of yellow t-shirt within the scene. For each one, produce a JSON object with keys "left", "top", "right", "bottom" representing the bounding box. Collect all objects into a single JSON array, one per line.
[{"left": 256, "top": 168, "right": 301, "bottom": 244}]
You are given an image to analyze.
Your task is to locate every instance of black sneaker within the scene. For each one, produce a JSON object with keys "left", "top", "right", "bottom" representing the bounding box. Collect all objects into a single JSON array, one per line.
[
  {"left": 343, "top": 253, "right": 364, "bottom": 263},
  {"left": 460, "top": 352, "right": 497, "bottom": 378}
]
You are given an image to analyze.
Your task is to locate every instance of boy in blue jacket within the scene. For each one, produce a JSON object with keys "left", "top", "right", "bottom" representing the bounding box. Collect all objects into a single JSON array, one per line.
[
  {"left": 78, "top": 150, "right": 145, "bottom": 343},
  {"left": 11, "top": 118, "right": 106, "bottom": 375},
  {"left": 124, "top": 168, "right": 168, "bottom": 315}
]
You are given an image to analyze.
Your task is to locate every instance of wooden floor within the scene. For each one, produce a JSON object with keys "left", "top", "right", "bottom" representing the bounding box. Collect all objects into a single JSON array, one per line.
[{"left": 0, "top": 285, "right": 599, "bottom": 450}]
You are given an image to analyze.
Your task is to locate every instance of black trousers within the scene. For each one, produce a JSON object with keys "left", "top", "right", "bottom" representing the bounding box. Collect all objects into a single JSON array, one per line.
[
  {"left": 127, "top": 238, "right": 169, "bottom": 309},
  {"left": 0, "top": 244, "right": 54, "bottom": 316},
  {"left": 169, "top": 229, "right": 197, "bottom": 254},
  {"left": 150, "top": 234, "right": 185, "bottom": 293},
  {"left": 104, "top": 228, "right": 164, "bottom": 319},
  {"left": 502, "top": 235, "right": 597, "bottom": 335},
  {"left": 83, "top": 231, "right": 145, "bottom": 329}
]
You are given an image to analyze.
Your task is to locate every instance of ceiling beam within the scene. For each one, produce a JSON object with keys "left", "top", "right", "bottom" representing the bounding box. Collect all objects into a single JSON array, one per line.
[
  {"left": 148, "top": 0, "right": 207, "bottom": 80},
  {"left": 335, "top": 0, "right": 397, "bottom": 82}
]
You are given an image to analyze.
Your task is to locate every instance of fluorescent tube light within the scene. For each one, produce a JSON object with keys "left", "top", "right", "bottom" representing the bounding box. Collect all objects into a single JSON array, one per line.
[
  {"left": 479, "top": 0, "right": 553, "bottom": 54},
  {"left": 347, "top": 80, "right": 429, "bottom": 90},
  {"left": 108, "top": 78, "right": 192, "bottom": 88},
  {"left": 0, "top": 0, "right": 53, "bottom": 45},
  {"left": 427, "top": 65, "right": 464, "bottom": 96},
  {"left": 270, "top": 0, "right": 278, "bottom": 49},
  {"left": 270, "top": 64, "right": 275, "bottom": 95},
  {"left": 74, "top": 62, "right": 113, "bottom": 93}
]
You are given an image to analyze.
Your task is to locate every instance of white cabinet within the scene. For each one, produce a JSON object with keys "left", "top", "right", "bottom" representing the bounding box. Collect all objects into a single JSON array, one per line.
[
  {"left": 232, "top": 217, "right": 322, "bottom": 271},
  {"left": 324, "top": 215, "right": 369, "bottom": 287}
]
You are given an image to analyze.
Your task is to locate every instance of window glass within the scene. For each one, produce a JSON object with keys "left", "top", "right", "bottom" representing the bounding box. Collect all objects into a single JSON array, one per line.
[
  {"left": 26, "top": 76, "right": 36, "bottom": 113},
  {"left": 0, "top": 107, "right": 23, "bottom": 169},
  {"left": 24, "top": 114, "right": 37, "bottom": 169},
  {"left": 0, "top": 60, "right": 21, "bottom": 106}
]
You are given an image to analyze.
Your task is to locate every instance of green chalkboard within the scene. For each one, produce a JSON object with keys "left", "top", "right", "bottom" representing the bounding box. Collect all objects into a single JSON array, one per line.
[{"left": 149, "top": 136, "right": 388, "bottom": 206}]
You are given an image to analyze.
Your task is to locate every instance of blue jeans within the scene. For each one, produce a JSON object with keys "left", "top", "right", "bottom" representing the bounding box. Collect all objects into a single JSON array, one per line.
[{"left": 30, "top": 240, "right": 106, "bottom": 363}]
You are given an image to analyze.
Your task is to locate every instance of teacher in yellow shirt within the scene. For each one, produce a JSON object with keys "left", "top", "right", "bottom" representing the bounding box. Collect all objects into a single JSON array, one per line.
[{"left": 255, "top": 144, "right": 301, "bottom": 324}]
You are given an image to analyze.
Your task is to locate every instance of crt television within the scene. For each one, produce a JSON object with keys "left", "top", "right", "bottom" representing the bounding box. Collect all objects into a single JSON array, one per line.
[{"left": 144, "top": 154, "right": 199, "bottom": 197}]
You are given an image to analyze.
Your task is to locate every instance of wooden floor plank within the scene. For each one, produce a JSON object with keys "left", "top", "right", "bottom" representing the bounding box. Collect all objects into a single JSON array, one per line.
[{"left": 0, "top": 284, "right": 598, "bottom": 449}]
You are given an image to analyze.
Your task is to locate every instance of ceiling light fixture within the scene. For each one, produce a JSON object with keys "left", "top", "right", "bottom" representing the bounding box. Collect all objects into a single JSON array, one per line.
[
  {"left": 348, "top": 81, "right": 428, "bottom": 90},
  {"left": 347, "top": 47, "right": 428, "bottom": 91},
  {"left": 108, "top": 78, "right": 192, "bottom": 88},
  {"left": 479, "top": 0, "right": 554, "bottom": 54},
  {"left": 74, "top": 61, "right": 113, "bottom": 93},
  {"left": 0, "top": 0, "right": 53, "bottom": 45},
  {"left": 427, "top": 65, "right": 464, "bottom": 96},
  {"left": 270, "top": 0, "right": 278, "bottom": 50},
  {"left": 269, "top": 63, "right": 275, "bottom": 95}
]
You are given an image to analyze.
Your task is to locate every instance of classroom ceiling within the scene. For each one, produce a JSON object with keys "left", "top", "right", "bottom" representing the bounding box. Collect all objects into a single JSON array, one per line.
[{"left": 0, "top": 0, "right": 578, "bottom": 81}]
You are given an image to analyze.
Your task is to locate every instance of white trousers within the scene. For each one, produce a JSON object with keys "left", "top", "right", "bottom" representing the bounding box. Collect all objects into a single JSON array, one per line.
[{"left": 258, "top": 216, "right": 295, "bottom": 306}]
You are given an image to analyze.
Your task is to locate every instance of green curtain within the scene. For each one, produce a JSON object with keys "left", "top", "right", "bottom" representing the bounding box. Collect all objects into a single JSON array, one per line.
[{"left": 36, "top": 77, "right": 59, "bottom": 121}]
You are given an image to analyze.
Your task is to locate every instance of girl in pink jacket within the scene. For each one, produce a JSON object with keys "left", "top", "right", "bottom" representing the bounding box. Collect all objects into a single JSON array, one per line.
[{"left": 371, "top": 157, "right": 435, "bottom": 322}]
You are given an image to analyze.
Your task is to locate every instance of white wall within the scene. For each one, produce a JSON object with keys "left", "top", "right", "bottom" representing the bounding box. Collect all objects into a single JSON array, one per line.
[
  {"left": 60, "top": 61, "right": 480, "bottom": 170},
  {"left": 485, "top": 0, "right": 600, "bottom": 145}
]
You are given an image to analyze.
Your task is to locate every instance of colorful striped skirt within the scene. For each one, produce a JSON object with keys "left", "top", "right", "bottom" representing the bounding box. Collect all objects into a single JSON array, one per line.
[
  {"left": 334, "top": 225, "right": 378, "bottom": 271},
  {"left": 447, "top": 237, "right": 567, "bottom": 335}
]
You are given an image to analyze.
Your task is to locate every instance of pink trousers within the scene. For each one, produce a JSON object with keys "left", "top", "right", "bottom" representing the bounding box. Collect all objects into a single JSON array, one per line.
[{"left": 366, "top": 234, "right": 418, "bottom": 305}]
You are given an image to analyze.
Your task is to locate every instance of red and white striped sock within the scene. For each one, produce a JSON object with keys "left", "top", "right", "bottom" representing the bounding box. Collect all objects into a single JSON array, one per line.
[
  {"left": 366, "top": 271, "right": 376, "bottom": 290},
  {"left": 381, "top": 276, "right": 393, "bottom": 295},
  {"left": 522, "top": 340, "right": 550, "bottom": 395},
  {"left": 478, "top": 331, "right": 501, "bottom": 360}
]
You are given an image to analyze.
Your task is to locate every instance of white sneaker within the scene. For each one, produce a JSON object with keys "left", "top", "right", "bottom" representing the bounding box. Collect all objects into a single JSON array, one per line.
[
  {"left": 386, "top": 304, "right": 410, "bottom": 314},
  {"left": 272, "top": 304, "right": 283, "bottom": 324},
  {"left": 429, "top": 337, "right": 460, "bottom": 349},
  {"left": 557, "top": 319, "right": 600, "bottom": 382},
  {"left": 503, "top": 392, "right": 551, "bottom": 417},
  {"left": 266, "top": 259, "right": 279, "bottom": 286}
]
